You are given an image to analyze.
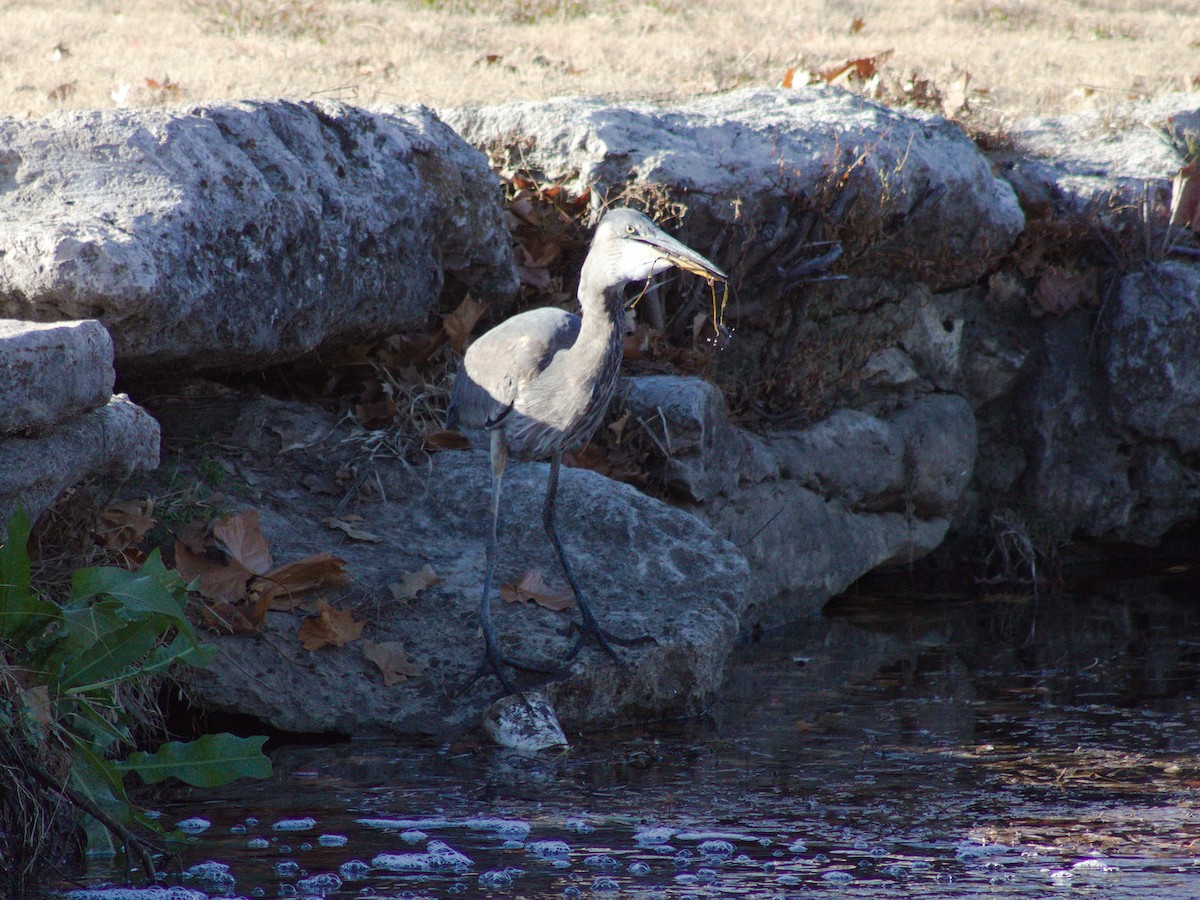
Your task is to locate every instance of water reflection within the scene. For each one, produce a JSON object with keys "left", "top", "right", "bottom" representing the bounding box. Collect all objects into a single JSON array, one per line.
[{"left": 64, "top": 568, "right": 1200, "bottom": 898}]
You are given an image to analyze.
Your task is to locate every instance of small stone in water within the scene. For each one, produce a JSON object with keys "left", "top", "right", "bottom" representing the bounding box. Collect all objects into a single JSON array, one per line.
[
  {"left": 401, "top": 829, "right": 428, "bottom": 843},
  {"left": 696, "top": 868, "right": 717, "bottom": 883},
  {"left": 478, "top": 870, "right": 513, "bottom": 888},
  {"left": 564, "top": 817, "right": 594, "bottom": 834},
  {"left": 246, "top": 837, "right": 269, "bottom": 850},
  {"left": 318, "top": 833, "right": 348, "bottom": 847},
  {"left": 787, "top": 839, "right": 807, "bottom": 853},
  {"left": 186, "top": 861, "right": 235, "bottom": 887},
  {"left": 528, "top": 840, "right": 572, "bottom": 858},
  {"left": 176, "top": 817, "right": 211, "bottom": 834},
  {"left": 230, "top": 824, "right": 246, "bottom": 834},
  {"left": 629, "top": 861, "right": 651, "bottom": 876},
  {"left": 274, "top": 860, "right": 301, "bottom": 877},
  {"left": 592, "top": 876, "right": 620, "bottom": 892},
  {"left": 272, "top": 817, "right": 316, "bottom": 831},
  {"left": 634, "top": 826, "right": 674, "bottom": 845},
  {"left": 698, "top": 839, "right": 736, "bottom": 858},
  {"left": 822, "top": 870, "right": 854, "bottom": 882},
  {"left": 584, "top": 854, "right": 620, "bottom": 869},
  {"left": 338, "top": 859, "right": 371, "bottom": 879},
  {"left": 296, "top": 872, "right": 342, "bottom": 893}
]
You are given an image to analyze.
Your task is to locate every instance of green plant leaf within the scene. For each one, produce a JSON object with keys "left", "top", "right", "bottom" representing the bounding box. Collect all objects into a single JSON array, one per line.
[
  {"left": 120, "top": 733, "right": 272, "bottom": 787},
  {"left": 59, "top": 621, "right": 161, "bottom": 691},
  {"left": 0, "top": 509, "right": 58, "bottom": 640},
  {"left": 69, "top": 552, "right": 193, "bottom": 637}
]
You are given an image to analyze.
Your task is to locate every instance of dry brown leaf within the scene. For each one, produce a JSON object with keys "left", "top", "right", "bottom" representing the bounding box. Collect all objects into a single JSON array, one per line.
[
  {"left": 96, "top": 499, "right": 155, "bottom": 551},
  {"left": 362, "top": 639, "right": 424, "bottom": 686},
  {"left": 423, "top": 429, "right": 472, "bottom": 451},
  {"left": 253, "top": 552, "right": 350, "bottom": 611},
  {"left": 213, "top": 509, "right": 272, "bottom": 575},
  {"left": 199, "top": 598, "right": 262, "bottom": 634},
  {"left": 818, "top": 49, "right": 893, "bottom": 84},
  {"left": 391, "top": 564, "right": 443, "bottom": 602},
  {"left": 500, "top": 568, "right": 576, "bottom": 611},
  {"left": 443, "top": 295, "right": 489, "bottom": 352},
  {"left": 174, "top": 541, "right": 254, "bottom": 604},
  {"left": 297, "top": 599, "right": 365, "bottom": 651},
  {"left": 1033, "top": 264, "right": 1098, "bottom": 315},
  {"left": 354, "top": 397, "right": 397, "bottom": 428},
  {"left": 323, "top": 516, "right": 383, "bottom": 543},
  {"left": 1170, "top": 159, "right": 1200, "bottom": 231},
  {"left": 176, "top": 519, "right": 210, "bottom": 555}
]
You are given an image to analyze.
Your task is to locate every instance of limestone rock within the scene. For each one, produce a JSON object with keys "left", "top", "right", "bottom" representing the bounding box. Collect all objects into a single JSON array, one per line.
[
  {"left": 0, "top": 319, "right": 113, "bottom": 435},
  {"left": 618, "top": 375, "right": 977, "bottom": 624},
  {"left": 0, "top": 394, "right": 160, "bottom": 536},
  {"left": 173, "top": 393, "right": 749, "bottom": 736},
  {"left": 1004, "top": 93, "right": 1200, "bottom": 216},
  {"left": 443, "top": 86, "right": 1024, "bottom": 290},
  {"left": 0, "top": 101, "right": 518, "bottom": 370},
  {"left": 1104, "top": 261, "right": 1200, "bottom": 454},
  {"left": 618, "top": 375, "right": 772, "bottom": 501}
]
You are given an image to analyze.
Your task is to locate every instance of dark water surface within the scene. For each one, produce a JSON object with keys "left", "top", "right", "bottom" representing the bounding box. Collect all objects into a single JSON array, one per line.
[{"left": 66, "top": 567, "right": 1200, "bottom": 898}]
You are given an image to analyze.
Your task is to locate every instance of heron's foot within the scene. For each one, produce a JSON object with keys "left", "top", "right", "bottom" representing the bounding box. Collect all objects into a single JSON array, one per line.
[
  {"left": 565, "top": 619, "right": 657, "bottom": 665},
  {"left": 455, "top": 647, "right": 558, "bottom": 698}
]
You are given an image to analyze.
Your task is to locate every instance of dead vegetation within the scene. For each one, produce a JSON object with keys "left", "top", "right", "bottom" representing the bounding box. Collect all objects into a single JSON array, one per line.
[{"left": 3, "top": 0, "right": 1197, "bottom": 122}]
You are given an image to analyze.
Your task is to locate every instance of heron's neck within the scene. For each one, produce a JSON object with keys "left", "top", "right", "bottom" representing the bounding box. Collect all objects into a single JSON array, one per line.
[{"left": 571, "top": 276, "right": 627, "bottom": 384}]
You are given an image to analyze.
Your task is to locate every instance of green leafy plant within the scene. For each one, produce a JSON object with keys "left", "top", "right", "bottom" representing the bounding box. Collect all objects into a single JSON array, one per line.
[{"left": 0, "top": 509, "right": 272, "bottom": 886}]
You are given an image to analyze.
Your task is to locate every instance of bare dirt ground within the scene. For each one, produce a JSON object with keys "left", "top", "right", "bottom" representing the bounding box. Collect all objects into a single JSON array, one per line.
[{"left": 2, "top": 0, "right": 1197, "bottom": 124}]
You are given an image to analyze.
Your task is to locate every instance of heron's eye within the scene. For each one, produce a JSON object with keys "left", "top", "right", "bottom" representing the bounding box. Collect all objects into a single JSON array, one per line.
[{"left": 625, "top": 224, "right": 637, "bottom": 235}]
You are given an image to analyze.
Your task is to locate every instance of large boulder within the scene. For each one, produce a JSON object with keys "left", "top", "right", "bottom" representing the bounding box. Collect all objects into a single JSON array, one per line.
[
  {"left": 0, "top": 319, "right": 114, "bottom": 434},
  {"left": 999, "top": 261, "right": 1200, "bottom": 545},
  {"left": 617, "top": 376, "right": 977, "bottom": 624},
  {"left": 1003, "top": 92, "right": 1200, "bottom": 217},
  {"left": 169, "top": 391, "right": 749, "bottom": 737},
  {"left": 0, "top": 101, "right": 518, "bottom": 370},
  {"left": 442, "top": 85, "right": 1024, "bottom": 291},
  {"left": 0, "top": 318, "right": 159, "bottom": 536},
  {"left": 0, "top": 394, "right": 160, "bottom": 537}
]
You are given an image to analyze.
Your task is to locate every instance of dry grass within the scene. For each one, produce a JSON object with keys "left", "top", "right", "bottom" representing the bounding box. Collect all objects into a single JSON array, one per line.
[{"left": 1, "top": 0, "right": 1196, "bottom": 122}]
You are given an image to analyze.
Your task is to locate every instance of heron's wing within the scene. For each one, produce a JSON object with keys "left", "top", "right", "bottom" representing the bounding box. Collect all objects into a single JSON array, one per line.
[{"left": 448, "top": 307, "right": 581, "bottom": 430}]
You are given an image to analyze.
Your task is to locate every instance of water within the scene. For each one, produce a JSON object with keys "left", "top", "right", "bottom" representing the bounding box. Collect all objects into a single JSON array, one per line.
[{"left": 61, "top": 565, "right": 1200, "bottom": 898}]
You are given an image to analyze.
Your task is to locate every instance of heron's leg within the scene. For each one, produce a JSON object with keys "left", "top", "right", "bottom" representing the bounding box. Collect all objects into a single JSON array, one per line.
[
  {"left": 543, "top": 453, "right": 656, "bottom": 663},
  {"left": 459, "top": 433, "right": 555, "bottom": 696}
]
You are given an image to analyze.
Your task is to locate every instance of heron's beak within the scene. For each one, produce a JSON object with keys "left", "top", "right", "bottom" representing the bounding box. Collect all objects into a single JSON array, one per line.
[{"left": 640, "top": 229, "right": 727, "bottom": 281}]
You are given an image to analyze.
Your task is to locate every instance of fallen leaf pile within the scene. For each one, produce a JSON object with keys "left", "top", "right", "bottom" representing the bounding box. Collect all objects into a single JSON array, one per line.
[{"left": 172, "top": 508, "right": 351, "bottom": 639}]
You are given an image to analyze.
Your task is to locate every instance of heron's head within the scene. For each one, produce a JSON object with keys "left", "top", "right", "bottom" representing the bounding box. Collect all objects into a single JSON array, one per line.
[{"left": 590, "top": 208, "right": 726, "bottom": 286}]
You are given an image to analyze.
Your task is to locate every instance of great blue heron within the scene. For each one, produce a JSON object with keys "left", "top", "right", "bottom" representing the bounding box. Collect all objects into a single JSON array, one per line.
[{"left": 447, "top": 207, "right": 727, "bottom": 690}]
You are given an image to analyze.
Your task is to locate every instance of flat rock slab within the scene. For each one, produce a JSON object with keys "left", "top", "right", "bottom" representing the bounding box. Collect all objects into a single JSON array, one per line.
[
  {"left": 0, "top": 100, "right": 518, "bottom": 370},
  {"left": 1006, "top": 93, "right": 1200, "bottom": 212},
  {"left": 0, "top": 318, "right": 113, "bottom": 435},
  {"left": 0, "top": 393, "right": 159, "bottom": 537},
  {"left": 172, "top": 393, "right": 749, "bottom": 737},
  {"left": 619, "top": 378, "right": 977, "bottom": 624},
  {"left": 442, "top": 85, "right": 1024, "bottom": 290}
]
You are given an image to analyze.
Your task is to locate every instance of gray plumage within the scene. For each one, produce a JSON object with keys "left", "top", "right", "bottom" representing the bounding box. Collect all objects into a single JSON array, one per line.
[{"left": 448, "top": 207, "right": 726, "bottom": 691}]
